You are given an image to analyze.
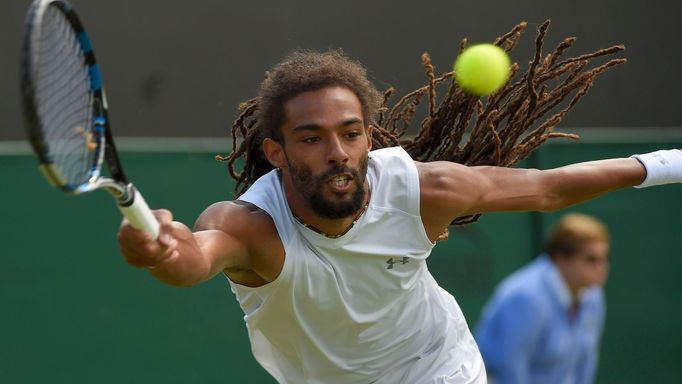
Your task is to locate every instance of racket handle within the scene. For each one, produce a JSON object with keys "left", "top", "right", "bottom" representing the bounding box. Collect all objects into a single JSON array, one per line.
[{"left": 118, "top": 185, "right": 160, "bottom": 240}]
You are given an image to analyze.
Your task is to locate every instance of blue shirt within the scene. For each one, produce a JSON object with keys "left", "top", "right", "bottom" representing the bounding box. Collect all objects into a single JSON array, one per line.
[{"left": 474, "top": 256, "right": 605, "bottom": 384}]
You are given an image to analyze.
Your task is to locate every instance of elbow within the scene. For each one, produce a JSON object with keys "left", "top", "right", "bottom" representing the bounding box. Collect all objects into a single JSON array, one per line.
[{"left": 148, "top": 264, "right": 210, "bottom": 288}]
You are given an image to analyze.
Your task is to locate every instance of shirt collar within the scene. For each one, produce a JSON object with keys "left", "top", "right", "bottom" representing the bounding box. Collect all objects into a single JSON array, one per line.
[{"left": 541, "top": 254, "right": 575, "bottom": 310}]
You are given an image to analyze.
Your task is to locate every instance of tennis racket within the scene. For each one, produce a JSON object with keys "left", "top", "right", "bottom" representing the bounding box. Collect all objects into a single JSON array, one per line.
[{"left": 20, "top": 0, "right": 159, "bottom": 239}]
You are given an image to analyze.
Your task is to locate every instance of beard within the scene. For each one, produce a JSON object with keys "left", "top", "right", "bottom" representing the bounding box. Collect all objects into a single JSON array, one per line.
[{"left": 286, "top": 153, "right": 369, "bottom": 220}]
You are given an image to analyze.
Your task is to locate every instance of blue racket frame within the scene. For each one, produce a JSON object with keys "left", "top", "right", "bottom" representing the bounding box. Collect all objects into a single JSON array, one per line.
[{"left": 21, "top": 0, "right": 129, "bottom": 195}]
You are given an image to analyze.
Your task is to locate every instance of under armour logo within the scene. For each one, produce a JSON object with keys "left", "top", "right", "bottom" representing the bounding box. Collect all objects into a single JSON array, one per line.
[{"left": 386, "top": 257, "right": 410, "bottom": 269}]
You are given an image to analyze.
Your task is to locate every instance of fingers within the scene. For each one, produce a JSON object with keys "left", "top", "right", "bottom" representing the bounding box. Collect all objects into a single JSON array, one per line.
[
  {"left": 118, "top": 209, "right": 179, "bottom": 269},
  {"left": 153, "top": 209, "right": 173, "bottom": 225},
  {"left": 119, "top": 238, "right": 179, "bottom": 268}
]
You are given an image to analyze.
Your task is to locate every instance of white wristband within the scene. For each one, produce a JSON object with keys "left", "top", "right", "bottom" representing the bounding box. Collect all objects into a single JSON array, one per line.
[{"left": 630, "top": 149, "right": 682, "bottom": 188}]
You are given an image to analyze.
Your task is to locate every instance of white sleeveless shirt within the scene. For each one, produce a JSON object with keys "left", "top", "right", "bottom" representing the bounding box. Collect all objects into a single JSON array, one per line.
[{"left": 232, "top": 147, "right": 485, "bottom": 384}]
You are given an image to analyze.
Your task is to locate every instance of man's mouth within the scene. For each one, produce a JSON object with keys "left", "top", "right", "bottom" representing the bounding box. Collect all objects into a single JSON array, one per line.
[{"left": 328, "top": 174, "right": 352, "bottom": 191}]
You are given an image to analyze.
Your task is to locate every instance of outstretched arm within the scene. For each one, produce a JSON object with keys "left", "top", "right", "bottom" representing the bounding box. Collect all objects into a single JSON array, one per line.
[
  {"left": 418, "top": 150, "right": 682, "bottom": 239},
  {"left": 117, "top": 203, "right": 253, "bottom": 287}
]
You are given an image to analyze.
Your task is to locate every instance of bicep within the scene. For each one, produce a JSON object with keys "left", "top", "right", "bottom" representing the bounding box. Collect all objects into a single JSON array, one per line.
[
  {"left": 192, "top": 229, "right": 250, "bottom": 276},
  {"left": 191, "top": 203, "right": 255, "bottom": 278},
  {"left": 419, "top": 158, "right": 643, "bottom": 225},
  {"left": 418, "top": 161, "right": 549, "bottom": 227}
]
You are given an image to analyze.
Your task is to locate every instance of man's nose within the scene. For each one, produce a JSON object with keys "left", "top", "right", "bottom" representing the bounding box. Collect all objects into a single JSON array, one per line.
[{"left": 326, "top": 136, "right": 349, "bottom": 164}]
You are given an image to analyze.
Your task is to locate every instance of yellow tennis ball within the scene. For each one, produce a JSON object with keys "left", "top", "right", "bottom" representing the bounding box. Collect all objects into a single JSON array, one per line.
[{"left": 454, "top": 44, "right": 511, "bottom": 96}]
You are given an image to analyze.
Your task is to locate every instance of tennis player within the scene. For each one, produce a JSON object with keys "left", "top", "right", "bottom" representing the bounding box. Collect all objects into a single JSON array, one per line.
[{"left": 117, "top": 50, "right": 682, "bottom": 383}]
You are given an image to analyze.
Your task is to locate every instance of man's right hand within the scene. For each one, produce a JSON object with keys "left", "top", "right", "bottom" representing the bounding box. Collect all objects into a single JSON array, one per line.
[
  {"left": 117, "top": 209, "right": 179, "bottom": 269},
  {"left": 116, "top": 202, "right": 266, "bottom": 287}
]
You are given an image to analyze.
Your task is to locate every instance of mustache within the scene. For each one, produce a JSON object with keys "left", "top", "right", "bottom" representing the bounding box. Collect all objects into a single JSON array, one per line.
[{"left": 317, "top": 164, "right": 362, "bottom": 182}]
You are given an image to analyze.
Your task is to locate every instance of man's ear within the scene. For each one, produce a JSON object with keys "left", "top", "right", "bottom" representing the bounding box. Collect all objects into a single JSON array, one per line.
[{"left": 263, "top": 138, "right": 286, "bottom": 169}]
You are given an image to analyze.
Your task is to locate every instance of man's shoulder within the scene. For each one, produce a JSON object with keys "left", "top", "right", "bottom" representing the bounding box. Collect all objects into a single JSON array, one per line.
[
  {"left": 486, "top": 282, "right": 551, "bottom": 327},
  {"left": 194, "top": 200, "right": 275, "bottom": 235},
  {"left": 371, "top": 146, "right": 410, "bottom": 156},
  {"left": 369, "top": 146, "right": 412, "bottom": 166},
  {"left": 494, "top": 259, "right": 552, "bottom": 306},
  {"left": 582, "top": 286, "right": 606, "bottom": 307},
  {"left": 500, "top": 257, "right": 547, "bottom": 287},
  {"left": 368, "top": 146, "right": 421, "bottom": 214},
  {"left": 241, "top": 169, "right": 280, "bottom": 198},
  {"left": 497, "top": 278, "right": 545, "bottom": 304}
]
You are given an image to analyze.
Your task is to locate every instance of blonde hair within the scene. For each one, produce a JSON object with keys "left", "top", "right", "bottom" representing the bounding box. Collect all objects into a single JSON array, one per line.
[{"left": 548, "top": 213, "right": 610, "bottom": 258}]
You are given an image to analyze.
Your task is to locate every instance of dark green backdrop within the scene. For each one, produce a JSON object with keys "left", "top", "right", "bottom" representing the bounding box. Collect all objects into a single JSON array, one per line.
[{"left": 2, "top": 141, "right": 681, "bottom": 383}]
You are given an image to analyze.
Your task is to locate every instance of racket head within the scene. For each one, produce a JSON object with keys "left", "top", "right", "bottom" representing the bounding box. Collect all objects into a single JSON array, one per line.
[{"left": 21, "top": 0, "right": 119, "bottom": 194}]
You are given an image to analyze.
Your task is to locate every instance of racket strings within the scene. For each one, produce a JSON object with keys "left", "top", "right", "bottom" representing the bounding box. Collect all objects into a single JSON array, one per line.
[{"left": 34, "top": 6, "right": 96, "bottom": 186}]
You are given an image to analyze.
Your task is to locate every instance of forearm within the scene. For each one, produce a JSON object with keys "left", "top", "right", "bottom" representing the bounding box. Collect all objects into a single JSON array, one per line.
[
  {"left": 119, "top": 207, "right": 247, "bottom": 287},
  {"left": 147, "top": 223, "right": 213, "bottom": 287},
  {"left": 465, "top": 158, "right": 644, "bottom": 214},
  {"left": 540, "top": 158, "right": 645, "bottom": 211}
]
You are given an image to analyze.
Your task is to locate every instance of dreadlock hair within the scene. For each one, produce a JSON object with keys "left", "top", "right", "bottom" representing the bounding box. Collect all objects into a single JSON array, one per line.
[{"left": 218, "top": 19, "right": 626, "bottom": 226}]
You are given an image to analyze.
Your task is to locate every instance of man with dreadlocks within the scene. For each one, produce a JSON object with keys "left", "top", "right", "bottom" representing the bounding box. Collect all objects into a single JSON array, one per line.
[{"left": 118, "top": 21, "right": 682, "bottom": 384}]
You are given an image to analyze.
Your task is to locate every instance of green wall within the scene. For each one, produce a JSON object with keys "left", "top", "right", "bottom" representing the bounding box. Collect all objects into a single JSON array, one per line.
[{"left": 1, "top": 141, "right": 680, "bottom": 383}]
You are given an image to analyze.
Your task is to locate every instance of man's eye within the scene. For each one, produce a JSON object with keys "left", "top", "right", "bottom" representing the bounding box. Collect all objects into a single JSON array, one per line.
[
  {"left": 302, "top": 137, "right": 320, "bottom": 143},
  {"left": 345, "top": 132, "right": 360, "bottom": 138}
]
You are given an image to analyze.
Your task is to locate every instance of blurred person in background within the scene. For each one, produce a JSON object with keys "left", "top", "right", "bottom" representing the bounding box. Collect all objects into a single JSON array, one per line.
[{"left": 475, "top": 213, "right": 610, "bottom": 384}]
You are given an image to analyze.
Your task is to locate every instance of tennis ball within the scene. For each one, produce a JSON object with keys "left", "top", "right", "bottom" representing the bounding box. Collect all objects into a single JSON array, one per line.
[{"left": 454, "top": 44, "right": 511, "bottom": 96}]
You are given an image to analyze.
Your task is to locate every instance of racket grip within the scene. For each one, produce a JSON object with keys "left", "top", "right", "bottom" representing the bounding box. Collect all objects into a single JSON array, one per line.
[{"left": 118, "top": 186, "right": 160, "bottom": 240}]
